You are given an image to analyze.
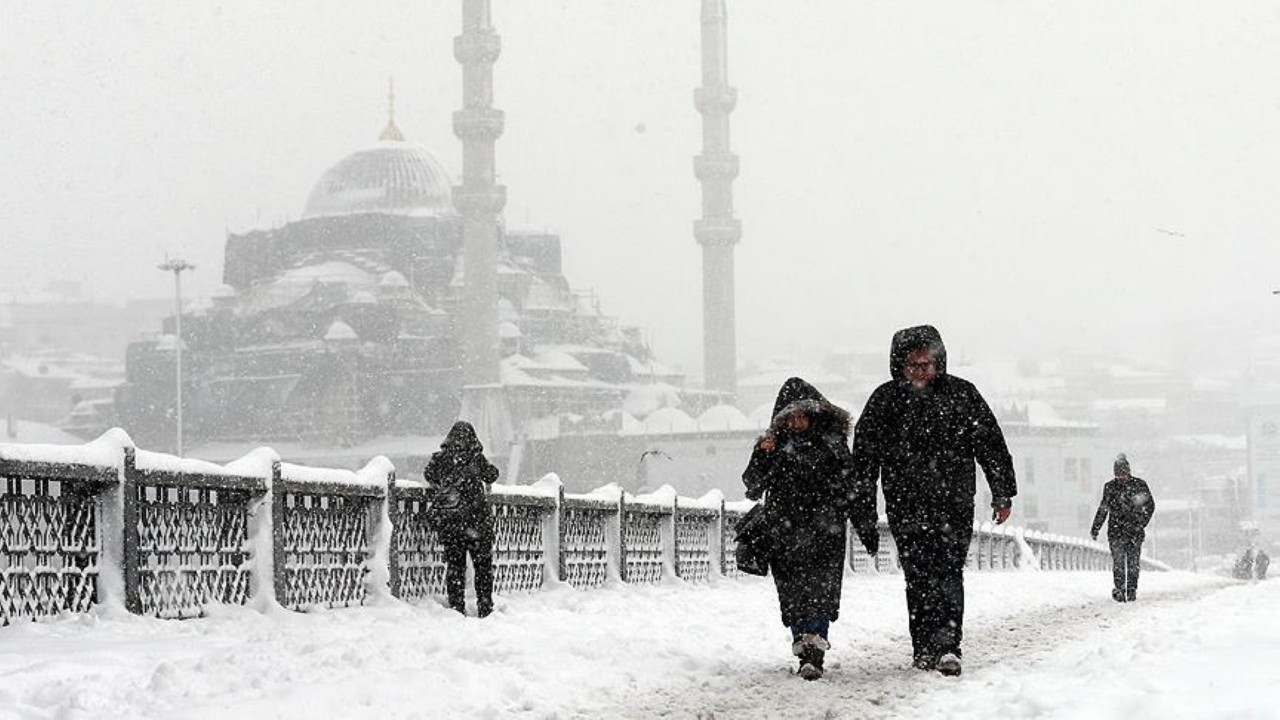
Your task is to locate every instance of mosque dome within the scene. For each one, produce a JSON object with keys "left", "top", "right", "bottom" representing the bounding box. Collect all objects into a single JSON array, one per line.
[{"left": 302, "top": 140, "right": 455, "bottom": 220}]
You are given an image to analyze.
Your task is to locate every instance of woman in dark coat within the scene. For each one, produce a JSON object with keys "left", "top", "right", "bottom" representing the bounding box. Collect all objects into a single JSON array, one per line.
[
  {"left": 423, "top": 421, "right": 500, "bottom": 617},
  {"left": 741, "top": 377, "right": 869, "bottom": 680}
]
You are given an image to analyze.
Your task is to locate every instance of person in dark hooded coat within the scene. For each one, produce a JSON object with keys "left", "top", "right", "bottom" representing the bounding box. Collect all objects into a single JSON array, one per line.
[
  {"left": 741, "top": 377, "right": 872, "bottom": 681},
  {"left": 850, "top": 325, "right": 1017, "bottom": 676},
  {"left": 423, "top": 421, "right": 500, "bottom": 617},
  {"left": 1090, "top": 453, "right": 1155, "bottom": 602}
]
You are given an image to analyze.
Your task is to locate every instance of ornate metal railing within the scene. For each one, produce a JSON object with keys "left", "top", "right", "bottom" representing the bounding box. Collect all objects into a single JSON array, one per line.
[{"left": 1, "top": 430, "right": 1156, "bottom": 624}]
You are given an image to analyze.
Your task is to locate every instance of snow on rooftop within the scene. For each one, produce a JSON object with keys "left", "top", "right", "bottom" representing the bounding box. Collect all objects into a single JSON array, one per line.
[
  {"left": 1092, "top": 397, "right": 1168, "bottom": 412},
  {"left": 641, "top": 407, "right": 697, "bottom": 435},
  {"left": 695, "top": 404, "right": 753, "bottom": 432}
]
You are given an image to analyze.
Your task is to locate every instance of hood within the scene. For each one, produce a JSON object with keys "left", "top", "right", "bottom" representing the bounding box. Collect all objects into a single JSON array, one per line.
[
  {"left": 768, "top": 377, "right": 851, "bottom": 437},
  {"left": 889, "top": 324, "right": 948, "bottom": 381},
  {"left": 441, "top": 420, "right": 484, "bottom": 456},
  {"left": 770, "top": 377, "right": 827, "bottom": 418}
]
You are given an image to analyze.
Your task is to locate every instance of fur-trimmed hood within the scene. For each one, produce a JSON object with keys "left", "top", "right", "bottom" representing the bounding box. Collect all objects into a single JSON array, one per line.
[{"left": 767, "top": 377, "right": 851, "bottom": 438}]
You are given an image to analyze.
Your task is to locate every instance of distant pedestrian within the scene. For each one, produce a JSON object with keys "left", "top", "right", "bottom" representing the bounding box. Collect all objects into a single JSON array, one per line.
[
  {"left": 423, "top": 421, "right": 500, "bottom": 617},
  {"left": 1090, "top": 453, "right": 1156, "bottom": 602},
  {"left": 741, "top": 377, "right": 869, "bottom": 681},
  {"left": 850, "top": 325, "right": 1017, "bottom": 676},
  {"left": 1256, "top": 548, "right": 1270, "bottom": 580}
]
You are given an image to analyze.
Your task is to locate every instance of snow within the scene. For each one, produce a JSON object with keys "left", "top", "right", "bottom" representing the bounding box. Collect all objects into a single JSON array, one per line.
[{"left": 1, "top": 571, "right": 1274, "bottom": 718}]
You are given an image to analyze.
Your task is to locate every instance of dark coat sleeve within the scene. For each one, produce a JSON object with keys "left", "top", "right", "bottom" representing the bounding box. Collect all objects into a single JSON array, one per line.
[
  {"left": 1137, "top": 479, "right": 1155, "bottom": 527},
  {"left": 849, "top": 388, "right": 886, "bottom": 528},
  {"left": 472, "top": 455, "right": 500, "bottom": 486},
  {"left": 1091, "top": 482, "right": 1112, "bottom": 537},
  {"left": 966, "top": 385, "right": 1017, "bottom": 500},
  {"left": 741, "top": 443, "right": 776, "bottom": 501}
]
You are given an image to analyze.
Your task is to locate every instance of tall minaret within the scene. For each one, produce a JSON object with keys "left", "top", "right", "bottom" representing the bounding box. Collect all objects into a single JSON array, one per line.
[
  {"left": 694, "top": 0, "right": 741, "bottom": 402},
  {"left": 454, "top": 0, "right": 513, "bottom": 451}
]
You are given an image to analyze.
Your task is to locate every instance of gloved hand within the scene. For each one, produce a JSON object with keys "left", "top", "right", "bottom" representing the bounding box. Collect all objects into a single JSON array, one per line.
[
  {"left": 991, "top": 497, "right": 1012, "bottom": 524},
  {"left": 857, "top": 523, "right": 880, "bottom": 556},
  {"left": 1090, "top": 531, "right": 1098, "bottom": 541}
]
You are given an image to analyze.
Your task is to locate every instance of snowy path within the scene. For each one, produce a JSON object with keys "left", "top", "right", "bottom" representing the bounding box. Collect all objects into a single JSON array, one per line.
[{"left": 1, "top": 570, "right": 1275, "bottom": 719}]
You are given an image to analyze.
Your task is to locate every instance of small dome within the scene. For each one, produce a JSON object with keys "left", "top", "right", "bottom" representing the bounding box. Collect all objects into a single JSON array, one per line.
[{"left": 303, "top": 141, "right": 455, "bottom": 219}]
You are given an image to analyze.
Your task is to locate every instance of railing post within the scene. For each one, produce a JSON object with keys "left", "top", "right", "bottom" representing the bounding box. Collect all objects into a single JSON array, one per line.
[
  {"left": 270, "top": 461, "right": 288, "bottom": 609},
  {"left": 713, "top": 497, "right": 726, "bottom": 577},
  {"left": 541, "top": 483, "right": 563, "bottom": 586},
  {"left": 120, "top": 446, "right": 141, "bottom": 614},
  {"left": 616, "top": 487, "right": 628, "bottom": 583},
  {"left": 386, "top": 468, "right": 402, "bottom": 599},
  {"left": 668, "top": 496, "right": 678, "bottom": 580}
]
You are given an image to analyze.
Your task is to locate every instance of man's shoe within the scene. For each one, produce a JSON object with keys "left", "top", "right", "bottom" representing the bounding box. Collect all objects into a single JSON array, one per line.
[
  {"left": 913, "top": 654, "right": 937, "bottom": 671},
  {"left": 1111, "top": 589, "right": 1126, "bottom": 602},
  {"left": 936, "top": 652, "right": 962, "bottom": 677},
  {"left": 1126, "top": 590, "right": 1136, "bottom": 602}
]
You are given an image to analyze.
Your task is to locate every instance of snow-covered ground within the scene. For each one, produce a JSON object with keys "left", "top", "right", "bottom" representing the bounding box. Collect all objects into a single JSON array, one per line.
[{"left": 1, "top": 570, "right": 1275, "bottom": 719}]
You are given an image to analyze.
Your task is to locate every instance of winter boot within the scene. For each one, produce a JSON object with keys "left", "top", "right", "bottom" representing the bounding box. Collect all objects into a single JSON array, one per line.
[
  {"left": 913, "top": 653, "right": 937, "bottom": 671},
  {"left": 1126, "top": 589, "right": 1136, "bottom": 602},
  {"left": 935, "top": 652, "right": 962, "bottom": 677},
  {"left": 792, "top": 635, "right": 828, "bottom": 681},
  {"left": 797, "top": 646, "right": 825, "bottom": 681},
  {"left": 1111, "top": 588, "right": 1126, "bottom": 602}
]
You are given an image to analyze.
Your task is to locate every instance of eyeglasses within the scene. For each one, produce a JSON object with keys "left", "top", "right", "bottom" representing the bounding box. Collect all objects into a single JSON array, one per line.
[{"left": 904, "top": 361, "right": 936, "bottom": 371}]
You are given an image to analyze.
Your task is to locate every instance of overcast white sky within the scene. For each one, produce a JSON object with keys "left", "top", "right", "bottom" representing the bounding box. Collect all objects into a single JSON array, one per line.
[{"left": 2, "top": 1, "right": 1278, "bottom": 379}]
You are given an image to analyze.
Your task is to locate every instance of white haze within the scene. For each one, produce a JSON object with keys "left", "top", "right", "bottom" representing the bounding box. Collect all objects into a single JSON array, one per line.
[{"left": 2, "top": 1, "right": 1278, "bottom": 377}]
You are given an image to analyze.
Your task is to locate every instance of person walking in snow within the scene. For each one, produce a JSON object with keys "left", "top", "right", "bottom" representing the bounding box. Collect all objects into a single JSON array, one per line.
[
  {"left": 741, "top": 377, "right": 870, "bottom": 681},
  {"left": 423, "top": 421, "right": 500, "bottom": 617},
  {"left": 849, "top": 325, "right": 1017, "bottom": 677},
  {"left": 1090, "top": 453, "right": 1155, "bottom": 602}
]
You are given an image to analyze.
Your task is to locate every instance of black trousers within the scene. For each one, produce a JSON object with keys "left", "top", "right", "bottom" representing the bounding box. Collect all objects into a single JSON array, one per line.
[
  {"left": 443, "top": 529, "right": 495, "bottom": 615},
  {"left": 1109, "top": 536, "right": 1142, "bottom": 599},
  {"left": 894, "top": 519, "right": 973, "bottom": 661}
]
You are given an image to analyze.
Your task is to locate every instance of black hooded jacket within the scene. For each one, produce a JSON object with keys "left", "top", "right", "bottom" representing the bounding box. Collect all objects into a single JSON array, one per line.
[
  {"left": 743, "top": 377, "right": 855, "bottom": 517},
  {"left": 422, "top": 421, "right": 500, "bottom": 538},
  {"left": 1090, "top": 476, "right": 1155, "bottom": 542},
  {"left": 741, "top": 377, "right": 857, "bottom": 625},
  {"left": 851, "top": 326, "right": 1017, "bottom": 530}
]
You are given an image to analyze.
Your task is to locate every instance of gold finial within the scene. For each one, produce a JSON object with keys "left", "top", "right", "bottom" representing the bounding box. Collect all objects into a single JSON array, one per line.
[{"left": 380, "top": 75, "right": 405, "bottom": 142}]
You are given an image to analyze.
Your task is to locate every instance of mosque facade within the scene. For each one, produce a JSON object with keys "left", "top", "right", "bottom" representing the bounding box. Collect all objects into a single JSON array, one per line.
[{"left": 115, "top": 118, "right": 682, "bottom": 455}]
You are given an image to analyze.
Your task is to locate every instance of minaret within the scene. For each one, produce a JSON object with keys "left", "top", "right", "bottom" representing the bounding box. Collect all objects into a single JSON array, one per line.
[
  {"left": 694, "top": 0, "right": 741, "bottom": 402},
  {"left": 454, "top": 0, "right": 513, "bottom": 452},
  {"left": 380, "top": 77, "right": 405, "bottom": 142}
]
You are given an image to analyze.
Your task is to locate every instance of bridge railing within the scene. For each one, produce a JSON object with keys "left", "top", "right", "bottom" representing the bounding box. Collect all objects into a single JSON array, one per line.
[{"left": 1, "top": 430, "right": 1156, "bottom": 624}]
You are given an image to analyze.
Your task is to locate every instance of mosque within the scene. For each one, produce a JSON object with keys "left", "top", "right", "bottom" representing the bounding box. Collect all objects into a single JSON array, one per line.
[{"left": 114, "top": 1, "right": 755, "bottom": 494}]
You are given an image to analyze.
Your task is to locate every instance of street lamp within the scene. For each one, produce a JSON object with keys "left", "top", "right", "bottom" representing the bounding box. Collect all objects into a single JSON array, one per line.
[{"left": 157, "top": 258, "right": 194, "bottom": 456}]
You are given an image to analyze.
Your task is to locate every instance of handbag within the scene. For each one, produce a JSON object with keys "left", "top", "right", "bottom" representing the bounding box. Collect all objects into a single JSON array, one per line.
[
  {"left": 734, "top": 501, "right": 774, "bottom": 576},
  {"left": 425, "top": 485, "right": 464, "bottom": 525}
]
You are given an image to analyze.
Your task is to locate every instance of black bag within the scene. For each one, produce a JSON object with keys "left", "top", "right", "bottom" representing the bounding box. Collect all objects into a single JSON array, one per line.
[
  {"left": 734, "top": 502, "right": 773, "bottom": 576},
  {"left": 425, "top": 485, "right": 464, "bottom": 525}
]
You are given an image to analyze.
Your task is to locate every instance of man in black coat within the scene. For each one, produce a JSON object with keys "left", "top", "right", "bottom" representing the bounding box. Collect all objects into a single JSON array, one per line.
[
  {"left": 423, "top": 421, "right": 500, "bottom": 617},
  {"left": 850, "top": 325, "right": 1017, "bottom": 676},
  {"left": 1091, "top": 453, "right": 1155, "bottom": 602}
]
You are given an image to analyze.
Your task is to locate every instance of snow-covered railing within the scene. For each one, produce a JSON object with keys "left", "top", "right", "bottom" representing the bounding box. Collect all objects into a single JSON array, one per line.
[{"left": 0, "top": 430, "right": 1162, "bottom": 625}]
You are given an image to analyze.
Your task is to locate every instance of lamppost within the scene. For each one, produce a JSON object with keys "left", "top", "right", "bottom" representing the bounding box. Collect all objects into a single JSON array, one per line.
[{"left": 157, "top": 258, "right": 194, "bottom": 455}]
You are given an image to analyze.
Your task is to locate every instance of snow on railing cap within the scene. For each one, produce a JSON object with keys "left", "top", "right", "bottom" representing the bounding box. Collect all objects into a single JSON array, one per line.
[
  {"left": 632, "top": 484, "right": 678, "bottom": 506},
  {"left": 224, "top": 447, "right": 280, "bottom": 478},
  {"left": 280, "top": 461, "right": 370, "bottom": 487},
  {"left": 493, "top": 478, "right": 558, "bottom": 498},
  {"left": 135, "top": 448, "right": 249, "bottom": 477},
  {"left": 356, "top": 455, "right": 395, "bottom": 485},
  {"left": 680, "top": 489, "right": 724, "bottom": 510},
  {"left": 582, "top": 481, "right": 624, "bottom": 500},
  {"left": 0, "top": 426, "right": 132, "bottom": 468},
  {"left": 530, "top": 473, "right": 563, "bottom": 493}
]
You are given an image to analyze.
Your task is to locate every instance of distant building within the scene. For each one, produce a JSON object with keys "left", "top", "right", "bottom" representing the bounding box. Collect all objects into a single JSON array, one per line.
[{"left": 115, "top": 121, "right": 680, "bottom": 459}]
